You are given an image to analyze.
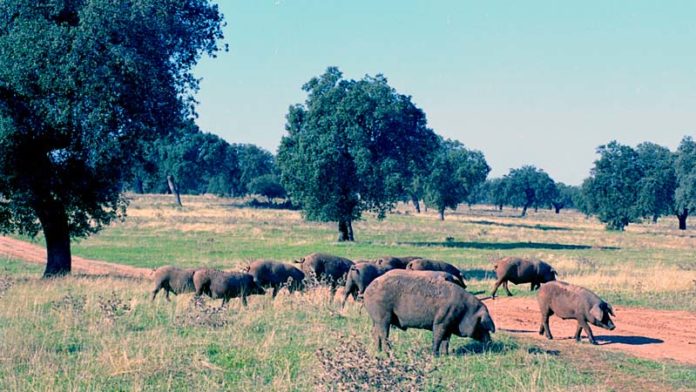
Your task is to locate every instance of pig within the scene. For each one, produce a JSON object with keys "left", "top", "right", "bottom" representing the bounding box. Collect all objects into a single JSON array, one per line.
[
  {"left": 537, "top": 281, "right": 616, "bottom": 345},
  {"left": 491, "top": 257, "right": 557, "bottom": 297},
  {"left": 341, "top": 263, "right": 395, "bottom": 308},
  {"left": 151, "top": 266, "right": 198, "bottom": 301},
  {"left": 193, "top": 269, "right": 265, "bottom": 306},
  {"left": 374, "top": 256, "right": 422, "bottom": 270},
  {"left": 406, "top": 259, "right": 466, "bottom": 288},
  {"left": 294, "top": 253, "right": 354, "bottom": 296},
  {"left": 244, "top": 260, "right": 305, "bottom": 298},
  {"left": 364, "top": 269, "right": 495, "bottom": 356}
]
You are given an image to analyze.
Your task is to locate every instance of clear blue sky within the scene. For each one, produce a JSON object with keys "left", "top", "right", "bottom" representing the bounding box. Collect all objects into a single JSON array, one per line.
[{"left": 193, "top": 1, "right": 696, "bottom": 185}]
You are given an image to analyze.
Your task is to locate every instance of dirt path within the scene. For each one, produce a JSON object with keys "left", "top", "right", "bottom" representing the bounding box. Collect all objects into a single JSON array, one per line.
[
  {"left": 486, "top": 296, "right": 696, "bottom": 365},
  {"left": 0, "top": 236, "right": 151, "bottom": 279},
  {"left": 2, "top": 236, "right": 695, "bottom": 366}
]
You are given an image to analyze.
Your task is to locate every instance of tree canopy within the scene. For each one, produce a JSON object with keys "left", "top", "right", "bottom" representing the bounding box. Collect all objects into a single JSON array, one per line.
[
  {"left": 423, "top": 139, "right": 490, "bottom": 220},
  {"left": 277, "top": 67, "right": 440, "bottom": 241},
  {"left": 503, "top": 166, "right": 557, "bottom": 216},
  {"left": 581, "top": 141, "right": 644, "bottom": 230},
  {"left": 635, "top": 142, "right": 676, "bottom": 223},
  {"left": 674, "top": 136, "right": 696, "bottom": 230},
  {"left": 0, "top": 0, "right": 225, "bottom": 276}
]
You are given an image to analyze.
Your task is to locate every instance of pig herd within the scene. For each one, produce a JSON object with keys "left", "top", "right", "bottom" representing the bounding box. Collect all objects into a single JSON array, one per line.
[{"left": 151, "top": 253, "right": 616, "bottom": 356}]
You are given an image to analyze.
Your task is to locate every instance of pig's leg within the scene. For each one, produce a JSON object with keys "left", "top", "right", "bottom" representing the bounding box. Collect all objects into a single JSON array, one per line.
[
  {"left": 439, "top": 334, "right": 451, "bottom": 356},
  {"left": 165, "top": 289, "right": 171, "bottom": 302},
  {"left": 432, "top": 325, "right": 447, "bottom": 356},
  {"left": 539, "top": 308, "right": 553, "bottom": 339},
  {"left": 241, "top": 294, "right": 248, "bottom": 307},
  {"left": 491, "top": 279, "right": 504, "bottom": 297},
  {"left": 340, "top": 288, "right": 351, "bottom": 309},
  {"left": 376, "top": 315, "right": 391, "bottom": 352},
  {"left": 504, "top": 281, "right": 513, "bottom": 296},
  {"left": 573, "top": 325, "right": 583, "bottom": 341},
  {"left": 372, "top": 323, "right": 382, "bottom": 351},
  {"left": 272, "top": 285, "right": 280, "bottom": 299},
  {"left": 578, "top": 319, "right": 596, "bottom": 344}
]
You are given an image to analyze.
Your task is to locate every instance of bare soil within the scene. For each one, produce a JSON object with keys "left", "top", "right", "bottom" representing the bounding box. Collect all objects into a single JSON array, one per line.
[{"left": 2, "top": 236, "right": 695, "bottom": 366}]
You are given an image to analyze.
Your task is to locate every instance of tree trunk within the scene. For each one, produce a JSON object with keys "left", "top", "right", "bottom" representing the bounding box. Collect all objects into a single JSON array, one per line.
[
  {"left": 521, "top": 204, "right": 529, "bottom": 217},
  {"left": 338, "top": 219, "right": 354, "bottom": 241},
  {"left": 677, "top": 209, "right": 688, "bottom": 230},
  {"left": 652, "top": 214, "right": 658, "bottom": 224},
  {"left": 439, "top": 209, "right": 445, "bottom": 221},
  {"left": 498, "top": 204, "right": 503, "bottom": 211},
  {"left": 411, "top": 195, "right": 421, "bottom": 213},
  {"left": 37, "top": 205, "right": 72, "bottom": 277},
  {"left": 347, "top": 219, "right": 354, "bottom": 241},
  {"left": 553, "top": 203, "right": 561, "bottom": 214},
  {"left": 167, "top": 175, "right": 182, "bottom": 207},
  {"left": 134, "top": 177, "right": 144, "bottom": 194}
]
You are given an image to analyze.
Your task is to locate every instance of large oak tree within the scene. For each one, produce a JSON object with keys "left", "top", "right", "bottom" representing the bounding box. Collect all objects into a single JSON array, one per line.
[
  {"left": 277, "top": 67, "right": 439, "bottom": 241},
  {"left": 0, "top": 0, "right": 224, "bottom": 276}
]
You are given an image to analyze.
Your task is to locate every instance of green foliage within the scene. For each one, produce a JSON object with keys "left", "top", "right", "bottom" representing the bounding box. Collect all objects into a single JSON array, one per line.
[
  {"left": 247, "top": 174, "right": 286, "bottom": 201},
  {"left": 635, "top": 142, "right": 676, "bottom": 222},
  {"left": 234, "top": 144, "right": 276, "bottom": 196},
  {"left": 0, "top": 0, "right": 224, "bottom": 274},
  {"left": 503, "top": 166, "right": 557, "bottom": 216},
  {"left": 581, "top": 141, "right": 644, "bottom": 230},
  {"left": 277, "top": 67, "right": 439, "bottom": 240},
  {"left": 674, "top": 137, "right": 696, "bottom": 212},
  {"left": 423, "top": 139, "right": 490, "bottom": 219},
  {"left": 551, "top": 183, "right": 580, "bottom": 213}
]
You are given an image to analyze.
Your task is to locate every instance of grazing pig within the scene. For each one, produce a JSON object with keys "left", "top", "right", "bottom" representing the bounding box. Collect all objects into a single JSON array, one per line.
[
  {"left": 193, "top": 269, "right": 265, "bottom": 306},
  {"left": 491, "top": 257, "right": 557, "bottom": 297},
  {"left": 151, "top": 266, "right": 198, "bottom": 301},
  {"left": 537, "top": 281, "right": 616, "bottom": 345},
  {"left": 406, "top": 259, "right": 466, "bottom": 288},
  {"left": 245, "top": 260, "right": 305, "bottom": 298},
  {"left": 341, "top": 263, "right": 395, "bottom": 308},
  {"left": 375, "top": 256, "right": 421, "bottom": 270},
  {"left": 364, "top": 269, "right": 495, "bottom": 356},
  {"left": 295, "top": 253, "right": 354, "bottom": 296}
]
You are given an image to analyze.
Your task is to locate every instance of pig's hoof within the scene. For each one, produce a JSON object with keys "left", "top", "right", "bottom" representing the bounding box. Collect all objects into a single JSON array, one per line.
[{"left": 590, "top": 340, "right": 598, "bottom": 345}]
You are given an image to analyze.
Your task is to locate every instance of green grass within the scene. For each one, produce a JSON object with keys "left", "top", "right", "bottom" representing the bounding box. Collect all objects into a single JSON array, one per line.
[{"left": 1, "top": 194, "right": 695, "bottom": 391}]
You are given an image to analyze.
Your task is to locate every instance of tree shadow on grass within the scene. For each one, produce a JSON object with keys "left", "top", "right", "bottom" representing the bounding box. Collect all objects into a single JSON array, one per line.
[
  {"left": 398, "top": 241, "right": 619, "bottom": 251},
  {"left": 595, "top": 335, "right": 664, "bottom": 346},
  {"left": 468, "top": 220, "right": 572, "bottom": 232},
  {"left": 461, "top": 268, "right": 495, "bottom": 281},
  {"left": 453, "top": 340, "right": 517, "bottom": 356}
]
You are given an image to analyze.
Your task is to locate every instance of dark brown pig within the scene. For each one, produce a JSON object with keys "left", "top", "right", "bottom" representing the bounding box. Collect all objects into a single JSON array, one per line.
[
  {"left": 406, "top": 259, "right": 466, "bottom": 288},
  {"left": 364, "top": 269, "right": 495, "bottom": 356},
  {"left": 151, "top": 266, "right": 198, "bottom": 301},
  {"left": 193, "top": 269, "right": 265, "bottom": 306},
  {"left": 341, "top": 263, "right": 394, "bottom": 307},
  {"left": 245, "top": 260, "right": 306, "bottom": 298},
  {"left": 374, "top": 256, "right": 422, "bottom": 270},
  {"left": 537, "top": 281, "right": 616, "bottom": 345},
  {"left": 294, "top": 253, "right": 354, "bottom": 296},
  {"left": 491, "top": 257, "right": 557, "bottom": 297}
]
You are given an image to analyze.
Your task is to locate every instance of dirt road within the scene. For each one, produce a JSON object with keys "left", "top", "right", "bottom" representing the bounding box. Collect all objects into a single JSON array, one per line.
[
  {"left": 0, "top": 236, "right": 151, "bottom": 279},
  {"left": 1, "top": 236, "right": 695, "bottom": 365}
]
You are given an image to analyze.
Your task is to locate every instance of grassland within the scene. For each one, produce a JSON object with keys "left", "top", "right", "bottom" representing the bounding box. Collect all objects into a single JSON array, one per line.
[{"left": 1, "top": 194, "right": 695, "bottom": 391}]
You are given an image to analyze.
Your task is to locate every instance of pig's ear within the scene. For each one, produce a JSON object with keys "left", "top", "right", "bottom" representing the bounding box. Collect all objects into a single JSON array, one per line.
[
  {"left": 590, "top": 304, "right": 603, "bottom": 321},
  {"left": 607, "top": 303, "right": 615, "bottom": 317}
]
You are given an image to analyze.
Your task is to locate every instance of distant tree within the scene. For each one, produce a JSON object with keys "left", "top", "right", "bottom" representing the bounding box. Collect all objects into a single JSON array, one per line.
[
  {"left": 551, "top": 183, "right": 580, "bottom": 214},
  {"left": 581, "top": 141, "right": 643, "bottom": 230},
  {"left": 503, "top": 166, "right": 556, "bottom": 216},
  {"left": 674, "top": 136, "right": 696, "bottom": 230},
  {"left": 248, "top": 174, "right": 286, "bottom": 202},
  {"left": 0, "top": 0, "right": 224, "bottom": 276},
  {"left": 486, "top": 178, "right": 509, "bottom": 211},
  {"left": 277, "top": 67, "right": 440, "bottom": 241},
  {"left": 155, "top": 124, "right": 239, "bottom": 205},
  {"left": 635, "top": 142, "right": 677, "bottom": 223},
  {"left": 424, "top": 140, "right": 490, "bottom": 220},
  {"left": 234, "top": 144, "right": 275, "bottom": 196}
]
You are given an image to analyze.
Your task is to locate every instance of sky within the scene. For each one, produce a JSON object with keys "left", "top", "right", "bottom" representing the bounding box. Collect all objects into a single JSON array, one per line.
[{"left": 192, "top": 1, "right": 696, "bottom": 185}]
